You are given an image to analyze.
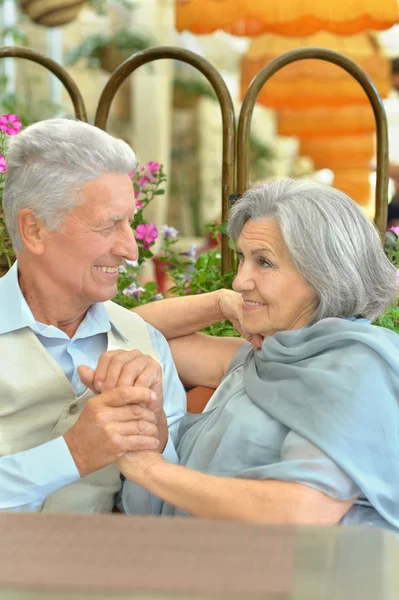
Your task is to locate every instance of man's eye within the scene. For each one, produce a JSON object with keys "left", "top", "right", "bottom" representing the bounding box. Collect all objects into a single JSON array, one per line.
[{"left": 102, "top": 224, "right": 116, "bottom": 233}]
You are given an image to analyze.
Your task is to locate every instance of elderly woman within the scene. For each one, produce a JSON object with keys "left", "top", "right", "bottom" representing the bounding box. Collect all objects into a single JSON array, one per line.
[{"left": 119, "top": 178, "right": 399, "bottom": 530}]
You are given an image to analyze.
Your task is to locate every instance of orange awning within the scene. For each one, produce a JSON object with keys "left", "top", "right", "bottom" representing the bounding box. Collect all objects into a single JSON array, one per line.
[
  {"left": 298, "top": 135, "right": 373, "bottom": 204},
  {"left": 300, "top": 134, "right": 374, "bottom": 169},
  {"left": 332, "top": 168, "right": 372, "bottom": 205},
  {"left": 176, "top": 0, "right": 398, "bottom": 36},
  {"left": 240, "top": 32, "right": 391, "bottom": 109},
  {"left": 277, "top": 105, "right": 376, "bottom": 138}
]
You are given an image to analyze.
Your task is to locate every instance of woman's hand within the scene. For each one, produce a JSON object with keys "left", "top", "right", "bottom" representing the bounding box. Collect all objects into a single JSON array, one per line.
[
  {"left": 117, "top": 450, "right": 163, "bottom": 484},
  {"left": 216, "top": 289, "right": 264, "bottom": 349}
]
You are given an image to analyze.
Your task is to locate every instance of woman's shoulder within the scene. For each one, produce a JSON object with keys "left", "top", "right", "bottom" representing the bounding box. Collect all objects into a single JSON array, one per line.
[
  {"left": 320, "top": 317, "right": 399, "bottom": 355},
  {"left": 280, "top": 316, "right": 399, "bottom": 352},
  {"left": 257, "top": 316, "right": 399, "bottom": 387}
]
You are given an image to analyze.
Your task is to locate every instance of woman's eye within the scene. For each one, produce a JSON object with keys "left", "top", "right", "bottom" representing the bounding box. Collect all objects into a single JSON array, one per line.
[
  {"left": 236, "top": 252, "right": 244, "bottom": 263},
  {"left": 258, "top": 258, "right": 273, "bottom": 268}
]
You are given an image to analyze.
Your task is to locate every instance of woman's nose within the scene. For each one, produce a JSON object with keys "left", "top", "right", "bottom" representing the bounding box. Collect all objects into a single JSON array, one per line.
[{"left": 232, "top": 266, "right": 255, "bottom": 292}]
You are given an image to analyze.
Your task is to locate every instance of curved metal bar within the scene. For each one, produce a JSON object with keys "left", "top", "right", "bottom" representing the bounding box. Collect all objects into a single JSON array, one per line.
[
  {"left": 95, "top": 46, "right": 236, "bottom": 272},
  {"left": 0, "top": 45, "right": 87, "bottom": 121},
  {"left": 238, "top": 48, "right": 388, "bottom": 233}
]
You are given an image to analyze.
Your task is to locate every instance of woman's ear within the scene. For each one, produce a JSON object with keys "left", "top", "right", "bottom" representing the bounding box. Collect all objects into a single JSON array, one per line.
[{"left": 17, "top": 208, "right": 47, "bottom": 255}]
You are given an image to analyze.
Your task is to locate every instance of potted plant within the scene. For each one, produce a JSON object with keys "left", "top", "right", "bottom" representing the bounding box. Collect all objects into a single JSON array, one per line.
[
  {"left": 172, "top": 76, "right": 217, "bottom": 110},
  {"left": 65, "top": 29, "right": 154, "bottom": 72},
  {"left": 20, "top": 0, "right": 85, "bottom": 27},
  {"left": 0, "top": 114, "right": 22, "bottom": 276},
  {"left": 66, "top": 29, "right": 153, "bottom": 120}
]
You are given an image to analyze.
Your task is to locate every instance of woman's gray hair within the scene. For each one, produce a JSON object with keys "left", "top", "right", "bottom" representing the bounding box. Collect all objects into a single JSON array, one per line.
[
  {"left": 228, "top": 178, "right": 397, "bottom": 321},
  {"left": 3, "top": 118, "right": 137, "bottom": 251}
]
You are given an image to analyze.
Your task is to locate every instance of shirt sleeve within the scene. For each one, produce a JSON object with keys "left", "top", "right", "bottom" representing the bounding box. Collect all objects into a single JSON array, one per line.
[
  {"left": 261, "top": 431, "right": 361, "bottom": 501},
  {"left": 146, "top": 324, "right": 187, "bottom": 452},
  {"left": 121, "top": 324, "right": 187, "bottom": 515},
  {"left": 0, "top": 437, "right": 80, "bottom": 512}
]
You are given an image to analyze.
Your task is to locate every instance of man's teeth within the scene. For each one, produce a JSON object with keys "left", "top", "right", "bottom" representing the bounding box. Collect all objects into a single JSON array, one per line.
[
  {"left": 245, "top": 301, "right": 264, "bottom": 306},
  {"left": 95, "top": 266, "right": 118, "bottom": 273}
]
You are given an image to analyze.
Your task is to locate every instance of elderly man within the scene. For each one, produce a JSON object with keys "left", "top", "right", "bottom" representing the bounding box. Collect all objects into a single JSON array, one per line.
[{"left": 0, "top": 118, "right": 186, "bottom": 513}]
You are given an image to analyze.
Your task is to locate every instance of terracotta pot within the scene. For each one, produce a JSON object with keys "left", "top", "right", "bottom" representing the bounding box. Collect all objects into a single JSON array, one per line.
[
  {"left": 186, "top": 386, "right": 215, "bottom": 414},
  {"left": 19, "top": 0, "right": 85, "bottom": 27},
  {"left": 98, "top": 43, "right": 125, "bottom": 73}
]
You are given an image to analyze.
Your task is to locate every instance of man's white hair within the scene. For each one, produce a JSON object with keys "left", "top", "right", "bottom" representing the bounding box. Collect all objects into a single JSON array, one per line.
[{"left": 3, "top": 118, "right": 137, "bottom": 251}]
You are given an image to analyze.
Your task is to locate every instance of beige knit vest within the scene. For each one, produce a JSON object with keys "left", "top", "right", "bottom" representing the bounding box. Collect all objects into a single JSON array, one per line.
[{"left": 0, "top": 301, "right": 160, "bottom": 513}]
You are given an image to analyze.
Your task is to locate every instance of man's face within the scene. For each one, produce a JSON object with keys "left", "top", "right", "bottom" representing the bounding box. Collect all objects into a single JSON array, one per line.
[{"left": 40, "top": 172, "right": 138, "bottom": 308}]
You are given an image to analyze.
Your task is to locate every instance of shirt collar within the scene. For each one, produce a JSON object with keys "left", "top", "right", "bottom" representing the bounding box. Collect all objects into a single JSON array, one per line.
[{"left": 0, "top": 261, "right": 127, "bottom": 340}]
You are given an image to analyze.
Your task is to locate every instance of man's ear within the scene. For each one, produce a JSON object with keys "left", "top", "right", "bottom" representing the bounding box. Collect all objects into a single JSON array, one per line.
[{"left": 17, "top": 209, "right": 48, "bottom": 255}]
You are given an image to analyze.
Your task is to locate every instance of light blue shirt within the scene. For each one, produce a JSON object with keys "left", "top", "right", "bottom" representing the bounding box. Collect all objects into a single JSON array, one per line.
[{"left": 0, "top": 262, "right": 186, "bottom": 512}]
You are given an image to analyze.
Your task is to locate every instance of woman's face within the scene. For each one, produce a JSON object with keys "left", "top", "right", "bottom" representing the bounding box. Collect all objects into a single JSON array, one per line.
[{"left": 233, "top": 217, "right": 318, "bottom": 338}]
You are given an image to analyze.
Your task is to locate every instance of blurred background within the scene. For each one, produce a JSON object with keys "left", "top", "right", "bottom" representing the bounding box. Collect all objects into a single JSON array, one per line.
[{"left": 2, "top": 0, "right": 399, "bottom": 253}]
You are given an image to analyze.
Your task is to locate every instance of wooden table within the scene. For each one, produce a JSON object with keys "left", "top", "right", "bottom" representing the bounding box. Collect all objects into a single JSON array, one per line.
[{"left": 0, "top": 513, "right": 398, "bottom": 599}]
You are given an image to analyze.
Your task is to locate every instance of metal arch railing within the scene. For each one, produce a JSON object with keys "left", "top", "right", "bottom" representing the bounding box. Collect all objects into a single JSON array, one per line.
[
  {"left": 0, "top": 45, "right": 390, "bottom": 269},
  {"left": 94, "top": 46, "right": 236, "bottom": 272},
  {"left": 238, "top": 48, "right": 389, "bottom": 235},
  {"left": 0, "top": 46, "right": 88, "bottom": 121}
]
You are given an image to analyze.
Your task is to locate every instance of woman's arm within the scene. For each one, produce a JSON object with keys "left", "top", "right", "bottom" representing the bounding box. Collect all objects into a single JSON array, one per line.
[
  {"left": 132, "top": 290, "right": 234, "bottom": 340},
  {"left": 118, "top": 453, "right": 356, "bottom": 525},
  {"left": 133, "top": 289, "right": 250, "bottom": 388},
  {"left": 169, "top": 333, "right": 246, "bottom": 389}
]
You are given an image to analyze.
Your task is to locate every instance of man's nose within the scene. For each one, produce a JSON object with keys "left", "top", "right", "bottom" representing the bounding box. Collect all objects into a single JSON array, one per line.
[{"left": 114, "top": 224, "right": 138, "bottom": 261}]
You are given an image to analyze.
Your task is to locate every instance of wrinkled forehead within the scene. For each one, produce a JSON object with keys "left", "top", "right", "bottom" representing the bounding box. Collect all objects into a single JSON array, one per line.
[
  {"left": 236, "top": 217, "right": 285, "bottom": 255},
  {"left": 76, "top": 172, "right": 136, "bottom": 217}
]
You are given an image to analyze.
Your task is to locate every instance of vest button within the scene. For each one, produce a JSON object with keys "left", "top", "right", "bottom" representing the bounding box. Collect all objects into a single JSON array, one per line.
[{"left": 69, "top": 404, "right": 79, "bottom": 415}]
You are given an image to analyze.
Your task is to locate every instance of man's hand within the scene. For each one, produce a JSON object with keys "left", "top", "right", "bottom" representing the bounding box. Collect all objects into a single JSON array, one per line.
[
  {"left": 216, "top": 290, "right": 264, "bottom": 349},
  {"left": 64, "top": 386, "right": 160, "bottom": 477},
  {"left": 76, "top": 351, "right": 168, "bottom": 460}
]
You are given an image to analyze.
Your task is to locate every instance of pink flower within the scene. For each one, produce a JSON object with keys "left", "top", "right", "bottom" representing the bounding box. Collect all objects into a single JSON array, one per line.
[
  {"left": 389, "top": 226, "right": 399, "bottom": 236},
  {"left": 135, "top": 223, "right": 158, "bottom": 249},
  {"left": 0, "top": 154, "right": 6, "bottom": 173},
  {"left": 138, "top": 161, "right": 160, "bottom": 184},
  {"left": 147, "top": 161, "right": 159, "bottom": 173},
  {"left": 128, "top": 171, "right": 135, "bottom": 179},
  {"left": 138, "top": 176, "right": 149, "bottom": 189},
  {"left": 0, "top": 114, "right": 22, "bottom": 136},
  {"left": 136, "top": 200, "right": 143, "bottom": 209},
  {"left": 139, "top": 170, "right": 156, "bottom": 184}
]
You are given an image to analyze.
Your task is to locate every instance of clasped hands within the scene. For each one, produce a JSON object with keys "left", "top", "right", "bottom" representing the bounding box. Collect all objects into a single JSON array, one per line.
[
  {"left": 64, "top": 290, "right": 260, "bottom": 480},
  {"left": 64, "top": 349, "right": 166, "bottom": 477}
]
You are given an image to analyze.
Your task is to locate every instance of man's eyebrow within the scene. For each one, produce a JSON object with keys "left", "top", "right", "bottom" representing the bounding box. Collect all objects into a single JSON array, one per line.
[{"left": 95, "top": 216, "right": 125, "bottom": 226}]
